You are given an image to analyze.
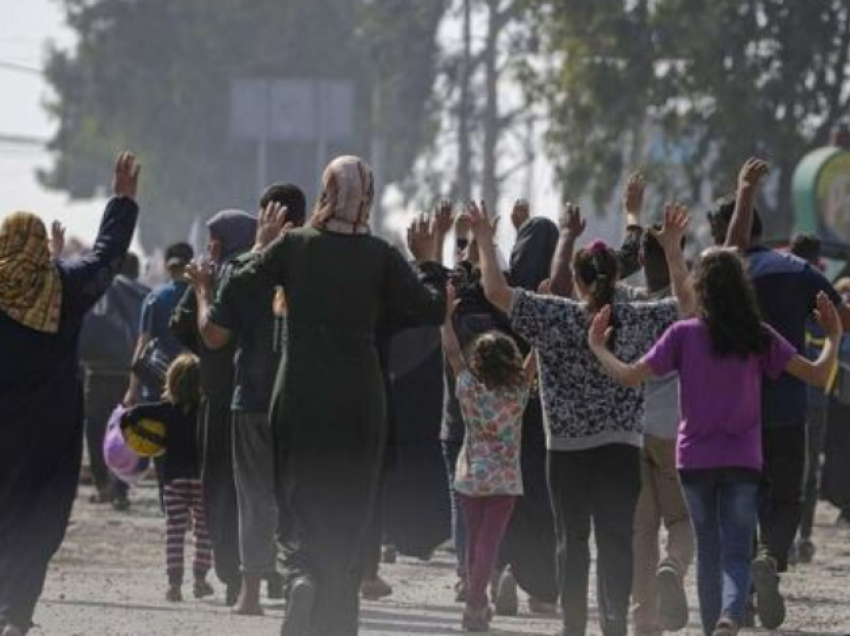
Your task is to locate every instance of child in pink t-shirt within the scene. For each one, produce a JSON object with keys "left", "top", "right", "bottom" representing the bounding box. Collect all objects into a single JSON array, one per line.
[{"left": 588, "top": 246, "right": 841, "bottom": 636}]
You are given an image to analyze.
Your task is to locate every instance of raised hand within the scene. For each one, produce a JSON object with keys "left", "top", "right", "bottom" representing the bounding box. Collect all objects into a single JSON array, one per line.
[
  {"left": 112, "top": 151, "right": 141, "bottom": 200},
  {"left": 254, "top": 201, "right": 292, "bottom": 250},
  {"left": 559, "top": 202, "right": 586, "bottom": 238},
  {"left": 184, "top": 257, "right": 215, "bottom": 292},
  {"left": 511, "top": 199, "right": 531, "bottom": 231},
  {"left": 814, "top": 291, "right": 842, "bottom": 341},
  {"left": 50, "top": 221, "right": 66, "bottom": 259},
  {"left": 466, "top": 200, "right": 499, "bottom": 244},
  {"left": 433, "top": 200, "right": 455, "bottom": 236},
  {"left": 407, "top": 213, "right": 437, "bottom": 261},
  {"left": 738, "top": 157, "right": 770, "bottom": 191},
  {"left": 588, "top": 305, "right": 613, "bottom": 350},
  {"left": 651, "top": 202, "right": 690, "bottom": 253},
  {"left": 623, "top": 172, "right": 646, "bottom": 217}
]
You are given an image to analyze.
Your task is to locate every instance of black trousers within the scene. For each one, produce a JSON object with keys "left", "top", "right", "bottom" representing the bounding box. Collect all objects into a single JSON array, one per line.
[
  {"left": 84, "top": 370, "right": 129, "bottom": 501},
  {"left": 0, "top": 426, "right": 82, "bottom": 632},
  {"left": 800, "top": 406, "right": 828, "bottom": 540},
  {"left": 199, "top": 399, "right": 240, "bottom": 586},
  {"left": 547, "top": 444, "right": 640, "bottom": 636},
  {"left": 758, "top": 425, "right": 806, "bottom": 572}
]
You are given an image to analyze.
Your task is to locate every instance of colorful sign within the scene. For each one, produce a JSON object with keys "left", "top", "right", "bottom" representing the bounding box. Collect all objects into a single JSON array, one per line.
[{"left": 793, "top": 147, "right": 850, "bottom": 243}]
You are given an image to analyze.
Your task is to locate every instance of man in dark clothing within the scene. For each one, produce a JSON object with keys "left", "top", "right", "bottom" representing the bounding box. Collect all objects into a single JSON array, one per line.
[
  {"left": 80, "top": 253, "right": 149, "bottom": 509},
  {"left": 189, "top": 184, "right": 306, "bottom": 616},
  {"left": 124, "top": 242, "right": 194, "bottom": 406},
  {"left": 170, "top": 209, "right": 257, "bottom": 605}
]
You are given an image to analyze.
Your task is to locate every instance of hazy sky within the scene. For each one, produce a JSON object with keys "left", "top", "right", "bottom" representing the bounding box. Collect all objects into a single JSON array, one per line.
[
  {"left": 0, "top": 0, "right": 108, "bottom": 242},
  {"left": 0, "top": 0, "right": 622, "bottom": 252}
]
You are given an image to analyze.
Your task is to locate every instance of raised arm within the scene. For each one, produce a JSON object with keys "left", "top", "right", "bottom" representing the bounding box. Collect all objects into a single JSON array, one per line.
[
  {"left": 619, "top": 172, "right": 646, "bottom": 279},
  {"left": 64, "top": 152, "right": 140, "bottom": 317},
  {"left": 185, "top": 258, "right": 232, "bottom": 350},
  {"left": 786, "top": 292, "right": 842, "bottom": 387},
  {"left": 652, "top": 203, "right": 695, "bottom": 317},
  {"left": 440, "top": 284, "right": 466, "bottom": 376},
  {"left": 725, "top": 157, "right": 769, "bottom": 251},
  {"left": 587, "top": 306, "right": 655, "bottom": 387},
  {"left": 549, "top": 203, "right": 585, "bottom": 298},
  {"left": 467, "top": 201, "right": 513, "bottom": 312}
]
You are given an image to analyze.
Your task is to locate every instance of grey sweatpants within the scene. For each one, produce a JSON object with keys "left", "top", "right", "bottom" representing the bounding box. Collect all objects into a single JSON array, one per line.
[{"left": 232, "top": 411, "right": 278, "bottom": 576}]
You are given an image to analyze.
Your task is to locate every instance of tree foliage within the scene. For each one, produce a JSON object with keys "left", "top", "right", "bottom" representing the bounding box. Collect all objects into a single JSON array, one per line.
[
  {"left": 524, "top": 0, "right": 850, "bottom": 232},
  {"left": 43, "top": 0, "right": 447, "bottom": 246}
]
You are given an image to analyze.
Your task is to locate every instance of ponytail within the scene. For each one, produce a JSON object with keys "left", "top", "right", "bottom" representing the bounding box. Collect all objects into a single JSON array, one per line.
[{"left": 575, "top": 241, "right": 619, "bottom": 313}]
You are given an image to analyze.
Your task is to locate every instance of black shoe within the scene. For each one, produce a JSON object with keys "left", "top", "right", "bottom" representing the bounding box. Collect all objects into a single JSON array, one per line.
[
  {"left": 381, "top": 544, "right": 397, "bottom": 564},
  {"left": 225, "top": 582, "right": 240, "bottom": 606},
  {"left": 797, "top": 539, "right": 816, "bottom": 564},
  {"left": 493, "top": 568, "right": 518, "bottom": 616},
  {"left": 267, "top": 572, "right": 285, "bottom": 600},
  {"left": 281, "top": 577, "right": 315, "bottom": 636},
  {"left": 752, "top": 555, "right": 786, "bottom": 629},
  {"left": 111, "top": 496, "right": 131, "bottom": 512}
]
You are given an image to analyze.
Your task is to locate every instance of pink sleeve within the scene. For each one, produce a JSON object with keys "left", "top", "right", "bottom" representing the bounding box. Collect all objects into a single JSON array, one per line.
[
  {"left": 456, "top": 370, "right": 475, "bottom": 401},
  {"left": 641, "top": 322, "right": 681, "bottom": 376},
  {"left": 761, "top": 325, "right": 798, "bottom": 379}
]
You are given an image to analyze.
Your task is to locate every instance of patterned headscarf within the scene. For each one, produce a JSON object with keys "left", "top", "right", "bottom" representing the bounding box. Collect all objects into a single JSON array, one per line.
[
  {"left": 0, "top": 212, "right": 63, "bottom": 333},
  {"left": 311, "top": 155, "right": 374, "bottom": 235}
]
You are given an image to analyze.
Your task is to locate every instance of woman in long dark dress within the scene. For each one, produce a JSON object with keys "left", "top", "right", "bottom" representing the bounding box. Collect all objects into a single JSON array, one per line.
[
  {"left": 223, "top": 156, "right": 445, "bottom": 636},
  {"left": 0, "top": 153, "right": 140, "bottom": 636}
]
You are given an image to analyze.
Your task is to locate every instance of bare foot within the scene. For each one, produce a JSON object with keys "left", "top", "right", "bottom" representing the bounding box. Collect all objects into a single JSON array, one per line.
[{"left": 231, "top": 599, "right": 264, "bottom": 616}]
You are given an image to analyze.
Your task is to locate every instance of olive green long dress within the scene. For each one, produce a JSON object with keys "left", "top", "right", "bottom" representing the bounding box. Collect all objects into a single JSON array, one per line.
[{"left": 231, "top": 227, "right": 445, "bottom": 636}]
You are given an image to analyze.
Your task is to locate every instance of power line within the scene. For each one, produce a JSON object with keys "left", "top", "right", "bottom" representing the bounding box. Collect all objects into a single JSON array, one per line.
[
  {"left": 0, "top": 60, "right": 43, "bottom": 76},
  {"left": 0, "top": 133, "right": 48, "bottom": 147}
]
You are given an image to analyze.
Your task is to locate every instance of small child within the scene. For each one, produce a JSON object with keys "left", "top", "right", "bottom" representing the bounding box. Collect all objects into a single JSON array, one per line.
[
  {"left": 122, "top": 353, "right": 213, "bottom": 602},
  {"left": 441, "top": 285, "right": 534, "bottom": 632}
]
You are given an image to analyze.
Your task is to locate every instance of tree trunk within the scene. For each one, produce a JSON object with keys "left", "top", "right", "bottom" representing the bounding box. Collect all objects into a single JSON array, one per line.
[
  {"left": 482, "top": 0, "right": 500, "bottom": 209},
  {"left": 457, "top": 0, "right": 473, "bottom": 201}
]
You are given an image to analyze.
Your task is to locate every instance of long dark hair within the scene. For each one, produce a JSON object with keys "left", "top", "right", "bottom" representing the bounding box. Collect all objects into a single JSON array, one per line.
[
  {"left": 694, "top": 248, "right": 770, "bottom": 357},
  {"left": 574, "top": 242, "right": 619, "bottom": 313}
]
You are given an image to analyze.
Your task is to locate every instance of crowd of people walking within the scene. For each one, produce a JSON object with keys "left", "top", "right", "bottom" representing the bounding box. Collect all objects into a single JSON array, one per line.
[{"left": 2, "top": 149, "right": 850, "bottom": 636}]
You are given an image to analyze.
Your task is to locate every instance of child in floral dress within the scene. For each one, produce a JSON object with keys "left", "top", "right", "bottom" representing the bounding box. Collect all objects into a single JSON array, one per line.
[{"left": 441, "top": 285, "right": 535, "bottom": 632}]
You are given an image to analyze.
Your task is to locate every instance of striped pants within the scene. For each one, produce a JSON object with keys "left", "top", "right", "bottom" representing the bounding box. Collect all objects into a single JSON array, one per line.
[{"left": 164, "top": 479, "right": 212, "bottom": 585}]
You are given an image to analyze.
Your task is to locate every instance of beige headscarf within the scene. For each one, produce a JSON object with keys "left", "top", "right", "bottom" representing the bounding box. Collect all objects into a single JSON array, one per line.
[
  {"left": 311, "top": 155, "right": 374, "bottom": 235},
  {"left": 0, "top": 212, "right": 63, "bottom": 333}
]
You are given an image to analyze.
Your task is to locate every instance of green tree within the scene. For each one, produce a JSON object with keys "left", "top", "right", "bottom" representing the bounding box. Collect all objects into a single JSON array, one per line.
[
  {"left": 43, "top": 0, "right": 447, "bottom": 246},
  {"left": 524, "top": 0, "right": 850, "bottom": 233}
]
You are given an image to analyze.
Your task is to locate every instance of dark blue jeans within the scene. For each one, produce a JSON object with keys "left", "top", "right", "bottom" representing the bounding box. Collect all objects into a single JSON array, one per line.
[
  {"left": 441, "top": 439, "right": 467, "bottom": 576},
  {"left": 680, "top": 470, "right": 759, "bottom": 635}
]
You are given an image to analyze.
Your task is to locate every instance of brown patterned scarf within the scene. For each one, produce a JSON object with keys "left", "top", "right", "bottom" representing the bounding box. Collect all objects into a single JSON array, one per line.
[{"left": 0, "top": 212, "right": 62, "bottom": 333}]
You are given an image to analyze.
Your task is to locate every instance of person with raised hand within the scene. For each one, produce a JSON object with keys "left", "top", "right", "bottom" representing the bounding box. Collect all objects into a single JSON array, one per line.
[
  {"left": 706, "top": 157, "right": 850, "bottom": 629},
  {"left": 587, "top": 244, "right": 843, "bottom": 636},
  {"left": 189, "top": 184, "right": 306, "bottom": 616},
  {"left": 0, "top": 151, "right": 140, "bottom": 636},
  {"left": 466, "top": 198, "right": 681, "bottom": 636},
  {"left": 223, "top": 156, "right": 445, "bottom": 636}
]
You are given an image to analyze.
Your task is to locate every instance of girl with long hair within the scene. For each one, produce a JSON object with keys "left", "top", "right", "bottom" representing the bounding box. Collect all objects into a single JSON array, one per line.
[
  {"left": 467, "top": 201, "right": 685, "bottom": 636},
  {"left": 588, "top": 238, "right": 842, "bottom": 636}
]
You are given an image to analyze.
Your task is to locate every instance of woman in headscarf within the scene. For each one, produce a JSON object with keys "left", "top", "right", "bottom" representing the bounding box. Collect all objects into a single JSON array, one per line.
[
  {"left": 0, "top": 153, "right": 140, "bottom": 636},
  {"left": 220, "top": 156, "right": 446, "bottom": 636},
  {"left": 170, "top": 208, "right": 257, "bottom": 604},
  {"left": 495, "top": 215, "right": 561, "bottom": 613}
]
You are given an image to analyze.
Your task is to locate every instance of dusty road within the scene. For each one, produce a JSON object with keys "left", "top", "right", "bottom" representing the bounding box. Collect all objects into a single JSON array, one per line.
[{"left": 34, "top": 482, "right": 850, "bottom": 635}]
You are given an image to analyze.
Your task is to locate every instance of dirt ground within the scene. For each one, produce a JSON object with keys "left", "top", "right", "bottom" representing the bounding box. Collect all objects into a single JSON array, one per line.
[{"left": 34, "top": 481, "right": 850, "bottom": 636}]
